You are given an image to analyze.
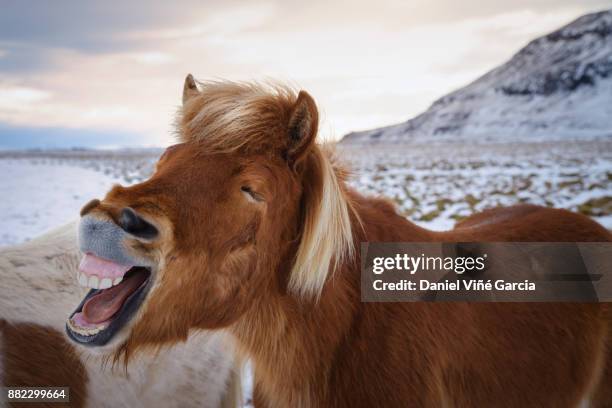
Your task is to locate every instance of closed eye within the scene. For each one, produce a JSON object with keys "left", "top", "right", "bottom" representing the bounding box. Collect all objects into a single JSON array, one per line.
[{"left": 241, "top": 186, "right": 264, "bottom": 202}]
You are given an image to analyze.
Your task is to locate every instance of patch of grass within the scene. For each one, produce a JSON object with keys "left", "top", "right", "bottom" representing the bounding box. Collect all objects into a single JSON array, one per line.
[
  {"left": 577, "top": 196, "right": 612, "bottom": 216},
  {"left": 450, "top": 213, "right": 468, "bottom": 222},
  {"left": 557, "top": 179, "right": 582, "bottom": 189},
  {"left": 419, "top": 209, "right": 441, "bottom": 222},
  {"left": 435, "top": 198, "right": 453, "bottom": 212},
  {"left": 513, "top": 177, "right": 532, "bottom": 191},
  {"left": 490, "top": 189, "right": 514, "bottom": 196},
  {"left": 464, "top": 194, "right": 479, "bottom": 209},
  {"left": 376, "top": 164, "right": 388, "bottom": 172},
  {"left": 404, "top": 190, "right": 420, "bottom": 206}
]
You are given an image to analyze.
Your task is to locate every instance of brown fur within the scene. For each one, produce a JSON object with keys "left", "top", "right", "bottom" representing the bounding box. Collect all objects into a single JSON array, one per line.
[
  {"left": 594, "top": 324, "right": 612, "bottom": 408},
  {"left": 82, "top": 78, "right": 612, "bottom": 407},
  {"left": 1, "top": 320, "right": 88, "bottom": 408}
]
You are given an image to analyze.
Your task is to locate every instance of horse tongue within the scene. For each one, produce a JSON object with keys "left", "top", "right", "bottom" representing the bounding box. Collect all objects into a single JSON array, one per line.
[{"left": 82, "top": 271, "right": 148, "bottom": 324}]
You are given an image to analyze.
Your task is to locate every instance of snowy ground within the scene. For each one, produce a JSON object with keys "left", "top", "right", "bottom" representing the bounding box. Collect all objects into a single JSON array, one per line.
[
  {"left": 0, "top": 149, "right": 160, "bottom": 246},
  {"left": 340, "top": 139, "right": 612, "bottom": 230},
  {"left": 0, "top": 159, "right": 122, "bottom": 246},
  {"left": 0, "top": 139, "right": 610, "bottom": 248}
]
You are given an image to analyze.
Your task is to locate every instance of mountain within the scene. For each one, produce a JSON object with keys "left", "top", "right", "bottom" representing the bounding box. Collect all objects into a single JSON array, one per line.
[{"left": 342, "top": 10, "right": 612, "bottom": 144}]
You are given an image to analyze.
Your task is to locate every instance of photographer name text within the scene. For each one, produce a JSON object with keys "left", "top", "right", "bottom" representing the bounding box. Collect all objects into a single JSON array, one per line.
[{"left": 373, "top": 279, "right": 536, "bottom": 292}]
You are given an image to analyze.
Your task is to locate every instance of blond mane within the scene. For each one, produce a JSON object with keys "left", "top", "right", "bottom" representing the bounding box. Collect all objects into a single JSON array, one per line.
[
  {"left": 179, "top": 80, "right": 297, "bottom": 153},
  {"left": 289, "top": 147, "right": 356, "bottom": 298},
  {"left": 179, "top": 80, "right": 355, "bottom": 298}
]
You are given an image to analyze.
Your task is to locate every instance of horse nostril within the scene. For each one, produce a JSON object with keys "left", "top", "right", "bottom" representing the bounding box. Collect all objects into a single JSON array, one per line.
[{"left": 119, "top": 207, "right": 159, "bottom": 239}]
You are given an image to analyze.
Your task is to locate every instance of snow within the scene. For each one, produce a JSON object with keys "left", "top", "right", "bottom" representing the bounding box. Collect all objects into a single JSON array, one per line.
[
  {"left": 0, "top": 140, "right": 610, "bottom": 247},
  {"left": 242, "top": 361, "right": 254, "bottom": 407},
  {"left": 0, "top": 159, "right": 122, "bottom": 246},
  {"left": 343, "top": 9, "right": 612, "bottom": 144},
  {"left": 340, "top": 139, "right": 612, "bottom": 231}
]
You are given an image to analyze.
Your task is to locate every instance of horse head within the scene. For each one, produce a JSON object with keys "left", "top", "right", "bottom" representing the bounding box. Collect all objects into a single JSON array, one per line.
[{"left": 66, "top": 76, "right": 355, "bottom": 362}]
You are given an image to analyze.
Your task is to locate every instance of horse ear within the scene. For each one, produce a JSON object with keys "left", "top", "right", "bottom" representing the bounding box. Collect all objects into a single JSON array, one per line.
[
  {"left": 183, "top": 73, "right": 199, "bottom": 104},
  {"left": 287, "top": 90, "right": 319, "bottom": 163}
]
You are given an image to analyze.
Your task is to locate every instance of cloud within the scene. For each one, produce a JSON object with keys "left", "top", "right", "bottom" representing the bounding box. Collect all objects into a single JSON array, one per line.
[
  {"left": 0, "top": 86, "right": 51, "bottom": 109},
  {"left": 0, "top": 1, "right": 200, "bottom": 51},
  {"left": 0, "top": 123, "right": 145, "bottom": 149},
  {"left": 4, "top": 0, "right": 607, "bottom": 54},
  {"left": 0, "top": 1, "right": 609, "bottom": 147},
  {"left": 129, "top": 52, "right": 176, "bottom": 65}
]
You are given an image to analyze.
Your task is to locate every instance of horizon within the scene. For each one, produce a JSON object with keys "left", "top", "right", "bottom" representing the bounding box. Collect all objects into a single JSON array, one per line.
[{"left": 1, "top": 1, "right": 610, "bottom": 149}]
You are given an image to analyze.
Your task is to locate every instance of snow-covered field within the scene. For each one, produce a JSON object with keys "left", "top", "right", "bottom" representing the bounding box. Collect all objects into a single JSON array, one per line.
[
  {"left": 0, "top": 139, "right": 610, "bottom": 247},
  {"left": 0, "top": 149, "right": 160, "bottom": 246},
  {"left": 340, "top": 139, "right": 612, "bottom": 230},
  {"left": 0, "top": 159, "right": 121, "bottom": 246}
]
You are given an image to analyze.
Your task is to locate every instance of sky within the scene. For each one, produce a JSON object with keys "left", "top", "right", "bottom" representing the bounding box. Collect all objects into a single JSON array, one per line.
[{"left": 0, "top": 0, "right": 610, "bottom": 149}]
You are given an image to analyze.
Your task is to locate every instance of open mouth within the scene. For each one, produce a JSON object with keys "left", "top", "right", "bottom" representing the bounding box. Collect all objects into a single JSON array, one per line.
[{"left": 66, "top": 253, "right": 152, "bottom": 346}]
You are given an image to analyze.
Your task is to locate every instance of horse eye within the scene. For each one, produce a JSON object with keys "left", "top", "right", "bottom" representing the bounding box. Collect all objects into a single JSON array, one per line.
[{"left": 241, "top": 186, "right": 263, "bottom": 202}]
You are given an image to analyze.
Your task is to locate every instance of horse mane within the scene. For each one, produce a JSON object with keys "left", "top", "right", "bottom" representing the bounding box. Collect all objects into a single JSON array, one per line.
[
  {"left": 178, "top": 80, "right": 356, "bottom": 298},
  {"left": 178, "top": 80, "right": 297, "bottom": 153},
  {"left": 289, "top": 147, "right": 356, "bottom": 298}
]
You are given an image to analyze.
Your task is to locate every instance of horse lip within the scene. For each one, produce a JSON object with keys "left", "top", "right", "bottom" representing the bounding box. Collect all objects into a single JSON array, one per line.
[
  {"left": 78, "top": 215, "right": 146, "bottom": 267},
  {"left": 65, "top": 267, "right": 153, "bottom": 347}
]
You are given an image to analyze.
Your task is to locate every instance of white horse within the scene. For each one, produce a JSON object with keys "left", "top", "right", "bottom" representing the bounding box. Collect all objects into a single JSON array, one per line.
[{"left": 0, "top": 223, "right": 241, "bottom": 408}]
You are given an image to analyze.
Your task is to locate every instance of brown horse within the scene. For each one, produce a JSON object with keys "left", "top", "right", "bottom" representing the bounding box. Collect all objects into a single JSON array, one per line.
[{"left": 66, "top": 76, "right": 612, "bottom": 407}]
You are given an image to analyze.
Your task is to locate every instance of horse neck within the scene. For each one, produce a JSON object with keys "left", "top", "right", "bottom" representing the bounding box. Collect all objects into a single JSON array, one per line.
[
  {"left": 230, "top": 190, "right": 438, "bottom": 403},
  {"left": 350, "top": 190, "right": 437, "bottom": 242}
]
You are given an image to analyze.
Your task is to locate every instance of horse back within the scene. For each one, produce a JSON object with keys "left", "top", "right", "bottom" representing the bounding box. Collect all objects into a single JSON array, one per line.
[{"left": 451, "top": 204, "right": 611, "bottom": 242}]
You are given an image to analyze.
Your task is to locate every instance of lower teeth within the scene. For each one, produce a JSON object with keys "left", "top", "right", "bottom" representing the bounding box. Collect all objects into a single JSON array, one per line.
[{"left": 68, "top": 318, "right": 108, "bottom": 336}]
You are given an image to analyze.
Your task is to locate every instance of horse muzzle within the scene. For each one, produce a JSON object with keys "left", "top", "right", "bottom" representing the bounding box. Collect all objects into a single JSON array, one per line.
[{"left": 65, "top": 213, "right": 155, "bottom": 347}]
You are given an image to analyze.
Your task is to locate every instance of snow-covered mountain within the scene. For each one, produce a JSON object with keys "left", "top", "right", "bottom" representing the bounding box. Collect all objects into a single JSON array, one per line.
[{"left": 342, "top": 10, "right": 612, "bottom": 144}]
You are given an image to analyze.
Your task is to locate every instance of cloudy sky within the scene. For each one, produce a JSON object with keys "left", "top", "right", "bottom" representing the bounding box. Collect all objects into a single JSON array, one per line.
[{"left": 0, "top": 0, "right": 610, "bottom": 149}]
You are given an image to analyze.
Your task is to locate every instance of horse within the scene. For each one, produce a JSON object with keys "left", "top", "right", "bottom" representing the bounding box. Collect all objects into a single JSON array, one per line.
[
  {"left": 66, "top": 75, "right": 612, "bottom": 407},
  {"left": 0, "top": 223, "right": 241, "bottom": 407}
]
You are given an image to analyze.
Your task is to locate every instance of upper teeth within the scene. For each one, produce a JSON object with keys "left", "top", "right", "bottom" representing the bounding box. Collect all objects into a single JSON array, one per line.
[
  {"left": 77, "top": 272, "right": 123, "bottom": 289},
  {"left": 99, "top": 278, "right": 112, "bottom": 289}
]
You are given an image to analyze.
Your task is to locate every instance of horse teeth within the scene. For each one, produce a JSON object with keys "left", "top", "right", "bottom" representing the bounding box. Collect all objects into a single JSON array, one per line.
[
  {"left": 68, "top": 318, "right": 108, "bottom": 336},
  {"left": 88, "top": 275, "right": 100, "bottom": 289},
  {"left": 78, "top": 273, "right": 123, "bottom": 289},
  {"left": 99, "top": 278, "right": 113, "bottom": 289},
  {"left": 78, "top": 272, "right": 88, "bottom": 287}
]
